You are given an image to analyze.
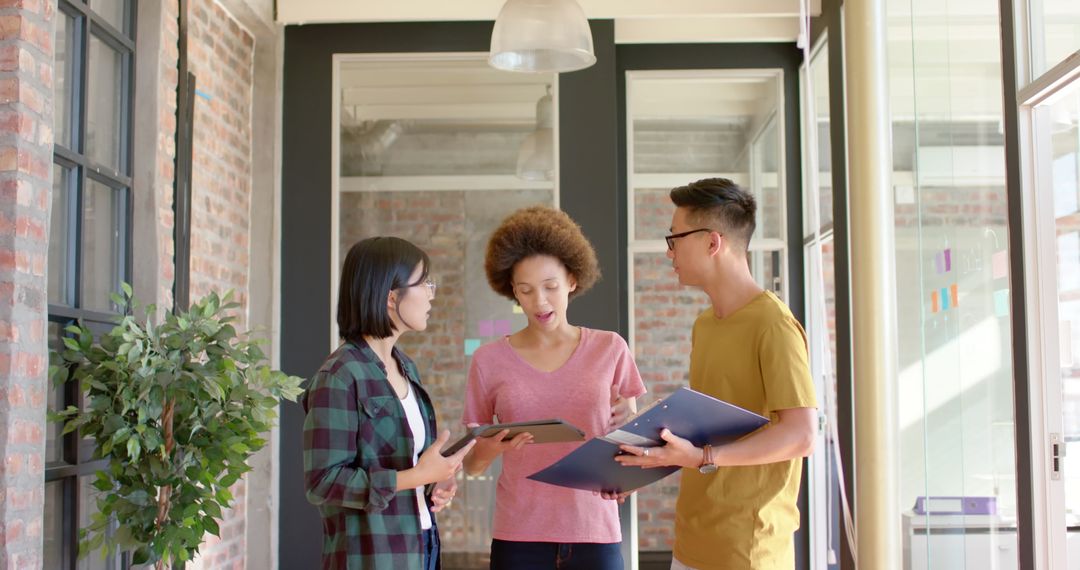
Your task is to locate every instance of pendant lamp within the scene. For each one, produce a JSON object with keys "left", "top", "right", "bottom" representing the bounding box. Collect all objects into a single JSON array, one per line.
[
  {"left": 516, "top": 86, "right": 554, "bottom": 181},
  {"left": 489, "top": 0, "right": 595, "bottom": 74}
]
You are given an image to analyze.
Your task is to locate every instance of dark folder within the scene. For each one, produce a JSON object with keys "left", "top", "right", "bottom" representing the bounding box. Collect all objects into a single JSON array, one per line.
[
  {"left": 526, "top": 387, "right": 769, "bottom": 492},
  {"left": 442, "top": 418, "right": 585, "bottom": 456}
]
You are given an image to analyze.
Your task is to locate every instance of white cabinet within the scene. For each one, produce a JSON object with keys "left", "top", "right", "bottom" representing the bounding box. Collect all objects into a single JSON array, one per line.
[{"left": 903, "top": 513, "right": 1018, "bottom": 570}]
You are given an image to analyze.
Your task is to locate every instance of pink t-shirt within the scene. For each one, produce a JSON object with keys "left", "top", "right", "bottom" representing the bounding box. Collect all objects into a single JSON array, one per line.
[{"left": 462, "top": 327, "right": 646, "bottom": 543}]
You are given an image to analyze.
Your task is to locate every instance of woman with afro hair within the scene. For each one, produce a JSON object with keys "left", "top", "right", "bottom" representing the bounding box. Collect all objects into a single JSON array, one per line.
[{"left": 461, "top": 206, "right": 646, "bottom": 570}]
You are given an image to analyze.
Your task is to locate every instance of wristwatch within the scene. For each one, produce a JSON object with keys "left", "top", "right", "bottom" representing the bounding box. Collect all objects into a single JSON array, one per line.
[{"left": 698, "top": 444, "right": 718, "bottom": 474}]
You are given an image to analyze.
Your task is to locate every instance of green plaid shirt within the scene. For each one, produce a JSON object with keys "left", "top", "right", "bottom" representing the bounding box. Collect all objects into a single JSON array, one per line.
[{"left": 302, "top": 339, "right": 439, "bottom": 570}]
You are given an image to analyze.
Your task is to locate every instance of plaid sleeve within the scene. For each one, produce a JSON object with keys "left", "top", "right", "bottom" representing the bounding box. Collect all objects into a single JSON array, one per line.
[{"left": 303, "top": 367, "right": 398, "bottom": 512}]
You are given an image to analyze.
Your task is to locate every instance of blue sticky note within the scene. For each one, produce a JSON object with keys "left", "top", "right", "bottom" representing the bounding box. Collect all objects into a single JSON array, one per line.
[
  {"left": 464, "top": 338, "right": 482, "bottom": 356},
  {"left": 994, "top": 289, "right": 1009, "bottom": 317},
  {"left": 940, "top": 287, "right": 950, "bottom": 311}
]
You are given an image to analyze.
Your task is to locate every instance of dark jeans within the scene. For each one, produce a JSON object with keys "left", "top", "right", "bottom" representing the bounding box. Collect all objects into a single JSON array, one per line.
[
  {"left": 422, "top": 527, "right": 440, "bottom": 570},
  {"left": 489, "top": 538, "right": 623, "bottom": 570}
]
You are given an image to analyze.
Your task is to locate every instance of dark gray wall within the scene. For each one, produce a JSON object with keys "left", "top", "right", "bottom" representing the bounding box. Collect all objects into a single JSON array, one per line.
[{"left": 560, "top": 21, "right": 623, "bottom": 336}]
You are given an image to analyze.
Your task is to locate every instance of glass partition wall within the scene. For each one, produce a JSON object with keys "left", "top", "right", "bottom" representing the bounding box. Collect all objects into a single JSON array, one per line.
[
  {"left": 625, "top": 69, "right": 788, "bottom": 555},
  {"left": 887, "top": 0, "right": 1021, "bottom": 567},
  {"left": 331, "top": 54, "right": 556, "bottom": 568}
]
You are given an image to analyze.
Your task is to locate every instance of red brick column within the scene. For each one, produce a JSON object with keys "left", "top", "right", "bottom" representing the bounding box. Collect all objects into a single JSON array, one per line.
[
  {"left": 0, "top": 0, "right": 53, "bottom": 568},
  {"left": 186, "top": 0, "right": 255, "bottom": 566}
]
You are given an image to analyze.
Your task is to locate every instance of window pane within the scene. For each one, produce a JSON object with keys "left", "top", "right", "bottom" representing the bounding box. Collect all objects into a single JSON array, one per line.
[
  {"left": 86, "top": 34, "right": 124, "bottom": 172},
  {"left": 44, "top": 481, "right": 65, "bottom": 570},
  {"left": 812, "top": 45, "right": 833, "bottom": 231},
  {"left": 78, "top": 475, "right": 120, "bottom": 570},
  {"left": 752, "top": 118, "right": 783, "bottom": 241},
  {"left": 628, "top": 74, "right": 780, "bottom": 243},
  {"left": 1028, "top": 0, "right": 1080, "bottom": 78},
  {"left": 89, "top": 0, "right": 128, "bottom": 35},
  {"left": 46, "top": 321, "right": 66, "bottom": 464},
  {"left": 53, "top": 11, "right": 75, "bottom": 149},
  {"left": 48, "top": 165, "right": 72, "bottom": 306},
  {"left": 81, "top": 180, "right": 126, "bottom": 313}
]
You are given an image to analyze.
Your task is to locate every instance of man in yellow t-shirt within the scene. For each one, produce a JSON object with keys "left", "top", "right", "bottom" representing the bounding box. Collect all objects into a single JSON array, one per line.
[{"left": 616, "top": 178, "right": 818, "bottom": 569}]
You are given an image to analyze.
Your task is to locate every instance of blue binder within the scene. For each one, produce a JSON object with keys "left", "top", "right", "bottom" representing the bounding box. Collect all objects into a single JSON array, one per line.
[{"left": 526, "top": 387, "right": 770, "bottom": 492}]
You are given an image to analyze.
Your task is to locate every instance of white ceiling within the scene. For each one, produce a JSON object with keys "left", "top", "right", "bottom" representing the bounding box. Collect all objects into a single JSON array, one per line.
[{"left": 278, "top": 0, "right": 815, "bottom": 43}]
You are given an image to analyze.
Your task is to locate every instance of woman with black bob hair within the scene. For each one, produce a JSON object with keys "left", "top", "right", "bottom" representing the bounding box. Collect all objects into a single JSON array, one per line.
[{"left": 303, "top": 236, "right": 474, "bottom": 570}]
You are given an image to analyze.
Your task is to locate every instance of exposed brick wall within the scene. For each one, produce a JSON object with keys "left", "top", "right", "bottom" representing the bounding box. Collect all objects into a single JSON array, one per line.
[
  {"left": 632, "top": 252, "right": 710, "bottom": 550},
  {"left": 156, "top": 0, "right": 179, "bottom": 309},
  {"left": 187, "top": 0, "right": 253, "bottom": 316},
  {"left": 0, "top": 0, "right": 53, "bottom": 567},
  {"left": 184, "top": 0, "right": 255, "bottom": 567}
]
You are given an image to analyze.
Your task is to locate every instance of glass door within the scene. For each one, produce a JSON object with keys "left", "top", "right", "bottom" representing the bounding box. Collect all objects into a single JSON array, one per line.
[{"left": 1025, "top": 66, "right": 1080, "bottom": 568}]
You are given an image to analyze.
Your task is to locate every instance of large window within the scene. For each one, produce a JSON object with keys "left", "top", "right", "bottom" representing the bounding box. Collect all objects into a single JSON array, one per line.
[{"left": 45, "top": 1, "right": 135, "bottom": 569}]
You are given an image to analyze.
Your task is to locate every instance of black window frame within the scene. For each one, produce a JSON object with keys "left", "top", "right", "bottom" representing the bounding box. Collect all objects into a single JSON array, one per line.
[{"left": 45, "top": 1, "right": 137, "bottom": 569}]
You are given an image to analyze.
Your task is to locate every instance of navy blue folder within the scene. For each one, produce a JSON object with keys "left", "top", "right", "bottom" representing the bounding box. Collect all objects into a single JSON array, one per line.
[{"left": 526, "top": 387, "right": 770, "bottom": 492}]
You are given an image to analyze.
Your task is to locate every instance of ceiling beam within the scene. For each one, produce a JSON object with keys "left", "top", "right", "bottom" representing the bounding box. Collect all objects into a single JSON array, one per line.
[
  {"left": 277, "top": 0, "right": 801, "bottom": 25},
  {"left": 614, "top": 17, "right": 800, "bottom": 43}
]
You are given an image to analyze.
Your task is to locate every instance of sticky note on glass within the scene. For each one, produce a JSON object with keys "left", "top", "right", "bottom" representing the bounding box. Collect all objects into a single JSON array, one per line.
[
  {"left": 512, "top": 304, "right": 524, "bottom": 314},
  {"left": 938, "top": 285, "right": 958, "bottom": 311},
  {"left": 478, "top": 320, "right": 494, "bottom": 336},
  {"left": 994, "top": 289, "right": 1009, "bottom": 317},
  {"left": 934, "top": 249, "right": 952, "bottom": 274},
  {"left": 464, "top": 339, "right": 481, "bottom": 356},
  {"left": 992, "top": 250, "right": 1008, "bottom": 280},
  {"left": 931, "top": 291, "right": 940, "bottom": 313},
  {"left": 494, "top": 319, "right": 512, "bottom": 336}
]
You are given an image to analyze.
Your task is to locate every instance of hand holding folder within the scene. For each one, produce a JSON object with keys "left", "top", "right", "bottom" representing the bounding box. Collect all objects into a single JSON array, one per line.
[{"left": 527, "top": 387, "right": 769, "bottom": 493}]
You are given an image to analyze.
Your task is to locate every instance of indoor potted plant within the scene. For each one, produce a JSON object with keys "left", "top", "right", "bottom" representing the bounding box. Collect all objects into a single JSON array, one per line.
[{"left": 49, "top": 285, "right": 304, "bottom": 569}]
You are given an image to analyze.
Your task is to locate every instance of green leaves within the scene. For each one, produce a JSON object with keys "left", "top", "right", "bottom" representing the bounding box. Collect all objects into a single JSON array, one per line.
[{"left": 48, "top": 285, "right": 305, "bottom": 567}]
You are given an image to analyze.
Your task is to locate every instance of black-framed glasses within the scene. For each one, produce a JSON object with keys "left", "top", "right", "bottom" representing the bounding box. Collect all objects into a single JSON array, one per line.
[{"left": 664, "top": 228, "right": 714, "bottom": 250}]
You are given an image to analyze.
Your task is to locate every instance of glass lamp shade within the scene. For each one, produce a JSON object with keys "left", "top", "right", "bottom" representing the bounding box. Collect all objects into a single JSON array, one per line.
[
  {"left": 489, "top": 0, "right": 596, "bottom": 73},
  {"left": 516, "top": 127, "right": 554, "bottom": 180},
  {"left": 517, "top": 90, "right": 555, "bottom": 180}
]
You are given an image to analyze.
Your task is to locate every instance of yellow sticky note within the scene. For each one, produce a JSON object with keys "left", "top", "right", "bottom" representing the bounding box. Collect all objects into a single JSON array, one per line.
[{"left": 512, "top": 304, "right": 523, "bottom": 314}]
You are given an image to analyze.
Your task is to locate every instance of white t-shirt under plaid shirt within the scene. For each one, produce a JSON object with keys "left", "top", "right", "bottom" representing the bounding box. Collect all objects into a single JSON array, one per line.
[{"left": 401, "top": 385, "right": 432, "bottom": 530}]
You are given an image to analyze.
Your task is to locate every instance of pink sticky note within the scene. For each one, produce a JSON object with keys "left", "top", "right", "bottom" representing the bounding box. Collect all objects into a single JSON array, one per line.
[
  {"left": 944, "top": 248, "right": 952, "bottom": 272},
  {"left": 934, "top": 253, "right": 944, "bottom": 274},
  {"left": 494, "top": 319, "right": 513, "bottom": 336},
  {"left": 992, "top": 250, "right": 1008, "bottom": 280},
  {"left": 478, "top": 320, "right": 494, "bottom": 336}
]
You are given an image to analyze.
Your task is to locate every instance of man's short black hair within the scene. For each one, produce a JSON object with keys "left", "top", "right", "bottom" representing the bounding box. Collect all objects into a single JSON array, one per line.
[
  {"left": 669, "top": 177, "right": 757, "bottom": 251},
  {"left": 337, "top": 236, "right": 430, "bottom": 341}
]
